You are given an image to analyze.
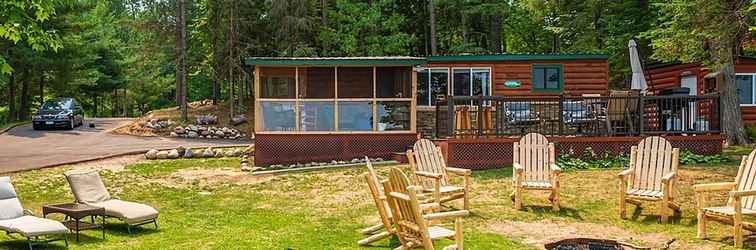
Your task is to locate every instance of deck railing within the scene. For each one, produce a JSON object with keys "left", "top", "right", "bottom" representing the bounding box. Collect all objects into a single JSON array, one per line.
[{"left": 439, "top": 94, "right": 721, "bottom": 137}]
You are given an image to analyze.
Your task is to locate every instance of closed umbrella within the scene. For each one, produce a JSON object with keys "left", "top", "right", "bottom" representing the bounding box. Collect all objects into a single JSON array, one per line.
[{"left": 629, "top": 39, "right": 647, "bottom": 92}]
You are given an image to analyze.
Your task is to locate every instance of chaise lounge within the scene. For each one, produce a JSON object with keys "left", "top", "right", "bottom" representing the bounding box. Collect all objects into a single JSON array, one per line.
[
  {"left": 63, "top": 170, "right": 159, "bottom": 234},
  {"left": 0, "top": 176, "right": 69, "bottom": 249}
]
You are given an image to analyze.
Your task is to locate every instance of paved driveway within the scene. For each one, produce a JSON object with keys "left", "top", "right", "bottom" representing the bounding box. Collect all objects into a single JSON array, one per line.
[{"left": 0, "top": 118, "right": 251, "bottom": 173}]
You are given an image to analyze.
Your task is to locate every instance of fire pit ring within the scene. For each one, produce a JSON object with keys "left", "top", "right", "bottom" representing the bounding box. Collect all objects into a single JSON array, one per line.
[{"left": 545, "top": 238, "right": 638, "bottom": 250}]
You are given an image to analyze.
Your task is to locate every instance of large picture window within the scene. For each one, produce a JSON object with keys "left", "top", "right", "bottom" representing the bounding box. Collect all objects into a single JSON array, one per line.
[
  {"left": 256, "top": 66, "right": 413, "bottom": 133},
  {"left": 532, "top": 64, "right": 563, "bottom": 92},
  {"left": 737, "top": 73, "right": 756, "bottom": 105},
  {"left": 416, "top": 68, "right": 449, "bottom": 106}
]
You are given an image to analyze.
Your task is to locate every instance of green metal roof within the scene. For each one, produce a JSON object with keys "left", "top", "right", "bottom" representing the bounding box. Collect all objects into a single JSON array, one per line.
[
  {"left": 426, "top": 53, "right": 608, "bottom": 62},
  {"left": 245, "top": 56, "right": 426, "bottom": 66}
]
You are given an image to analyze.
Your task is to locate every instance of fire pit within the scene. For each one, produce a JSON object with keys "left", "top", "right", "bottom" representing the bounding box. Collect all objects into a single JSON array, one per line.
[{"left": 545, "top": 238, "right": 632, "bottom": 250}]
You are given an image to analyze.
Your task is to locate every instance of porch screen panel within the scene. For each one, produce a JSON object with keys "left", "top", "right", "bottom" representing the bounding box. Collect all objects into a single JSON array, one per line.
[
  {"left": 298, "top": 67, "right": 335, "bottom": 98},
  {"left": 377, "top": 67, "right": 412, "bottom": 98},
  {"left": 377, "top": 101, "right": 410, "bottom": 131},
  {"left": 260, "top": 101, "right": 295, "bottom": 131},
  {"left": 260, "top": 67, "right": 296, "bottom": 98},
  {"left": 299, "top": 102, "right": 335, "bottom": 131},
  {"left": 417, "top": 69, "right": 429, "bottom": 105},
  {"left": 339, "top": 101, "right": 373, "bottom": 131},
  {"left": 338, "top": 67, "right": 373, "bottom": 98}
]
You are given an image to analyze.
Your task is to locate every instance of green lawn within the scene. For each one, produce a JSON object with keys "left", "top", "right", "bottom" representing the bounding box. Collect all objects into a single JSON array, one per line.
[{"left": 0, "top": 154, "right": 753, "bottom": 249}]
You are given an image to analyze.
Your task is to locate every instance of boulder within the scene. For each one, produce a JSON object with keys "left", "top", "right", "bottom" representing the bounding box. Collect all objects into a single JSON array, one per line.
[
  {"left": 183, "top": 148, "right": 193, "bottom": 158},
  {"left": 214, "top": 130, "right": 225, "bottom": 137},
  {"left": 193, "top": 149, "right": 205, "bottom": 158},
  {"left": 174, "top": 126, "right": 186, "bottom": 134},
  {"left": 231, "top": 115, "right": 248, "bottom": 126},
  {"left": 215, "top": 150, "right": 224, "bottom": 157},
  {"left": 240, "top": 163, "right": 252, "bottom": 172},
  {"left": 156, "top": 150, "right": 169, "bottom": 159},
  {"left": 187, "top": 131, "right": 199, "bottom": 138},
  {"left": 203, "top": 148, "right": 215, "bottom": 158},
  {"left": 200, "top": 130, "right": 211, "bottom": 136},
  {"left": 224, "top": 150, "right": 236, "bottom": 157},
  {"left": 176, "top": 145, "right": 186, "bottom": 156},
  {"left": 145, "top": 149, "right": 159, "bottom": 160},
  {"left": 167, "top": 149, "right": 180, "bottom": 159},
  {"left": 169, "top": 132, "right": 178, "bottom": 137},
  {"left": 231, "top": 149, "right": 243, "bottom": 157}
]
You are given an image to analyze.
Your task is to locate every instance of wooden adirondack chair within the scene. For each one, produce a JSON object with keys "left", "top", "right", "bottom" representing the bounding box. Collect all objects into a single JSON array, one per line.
[
  {"left": 695, "top": 149, "right": 756, "bottom": 248},
  {"left": 407, "top": 139, "right": 471, "bottom": 210},
  {"left": 384, "top": 168, "right": 469, "bottom": 250},
  {"left": 357, "top": 157, "right": 394, "bottom": 246},
  {"left": 511, "top": 133, "right": 561, "bottom": 211},
  {"left": 618, "top": 136, "right": 680, "bottom": 222}
]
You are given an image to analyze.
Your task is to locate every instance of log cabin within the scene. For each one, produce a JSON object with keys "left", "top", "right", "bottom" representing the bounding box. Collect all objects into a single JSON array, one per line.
[{"left": 645, "top": 56, "right": 756, "bottom": 124}]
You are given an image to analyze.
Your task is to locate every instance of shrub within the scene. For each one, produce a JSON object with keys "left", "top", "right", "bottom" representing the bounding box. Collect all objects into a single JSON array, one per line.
[
  {"left": 747, "top": 125, "right": 756, "bottom": 141},
  {"left": 556, "top": 147, "right": 629, "bottom": 171},
  {"left": 679, "top": 150, "right": 732, "bottom": 165}
]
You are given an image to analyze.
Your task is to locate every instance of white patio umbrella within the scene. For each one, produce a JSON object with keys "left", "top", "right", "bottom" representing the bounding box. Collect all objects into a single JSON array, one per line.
[{"left": 629, "top": 39, "right": 647, "bottom": 92}]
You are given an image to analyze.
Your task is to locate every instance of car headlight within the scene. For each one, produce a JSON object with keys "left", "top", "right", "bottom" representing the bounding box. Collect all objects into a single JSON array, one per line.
[{"left": 33, "top": 115, "right": 42, "bottom": 119}]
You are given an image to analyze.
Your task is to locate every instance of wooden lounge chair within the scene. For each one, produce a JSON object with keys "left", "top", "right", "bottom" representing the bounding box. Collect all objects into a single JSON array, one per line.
[
  {"left": 384, "top": 168, "right": 468, "bottom": 250},
  {"left": 695, "top": 149, "right": 756, "bottom": 248},
  {"left": 63, "top": 170, "right": 159, "bottom": 233},
  {"left": 357, "top": 157, "right": 395, "bottom": 246},
  {"left": 0, "top": 177, "right": 69, "bottom": 250},
  {"left": 407, "top": 139, "right": 471, "bottom": 210},
  {"left": 511, "top": 133, "right": 560, "bottom": 211},
  {"left": 606, "top": 90, "right": 640, "bottom": 134},
  {"left": 618, "top": 136, "right": 680, "bottom": 222}
]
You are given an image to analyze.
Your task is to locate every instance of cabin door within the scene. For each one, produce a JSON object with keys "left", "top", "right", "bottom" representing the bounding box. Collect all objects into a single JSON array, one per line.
[{"left": 681, "top": 75, "right": 697, "bottom": 130}]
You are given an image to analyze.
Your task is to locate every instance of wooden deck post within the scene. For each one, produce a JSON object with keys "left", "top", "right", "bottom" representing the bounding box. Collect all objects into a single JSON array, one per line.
[
  {"left": 558, "top": 94, "right": 564, "bottom": 136},
  {"left": 696, "top": 192, "right": 706, "bottom": 239},
  {"left": 638, "top": 94, "right": 644, "bottom": 136},
  {"left": 448, "top": 96, "right": 455, "bottom": 138}
]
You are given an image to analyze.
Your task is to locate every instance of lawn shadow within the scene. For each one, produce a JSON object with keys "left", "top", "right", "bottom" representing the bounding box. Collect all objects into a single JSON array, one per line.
[
  {"left": 102, "top": 223, "right": 160, "bottom": 237},
  {"left": 527, "top": 205, "right": 583, "bottom": 220},
  {"left": 0, "top": 238, "right": 68, "bottom": 250},
  {"left": 628, "top": 206, "right": 684, "bottom": 224},
  {"left": 472, "top": 167, "right": 512, "bottom": 181}
]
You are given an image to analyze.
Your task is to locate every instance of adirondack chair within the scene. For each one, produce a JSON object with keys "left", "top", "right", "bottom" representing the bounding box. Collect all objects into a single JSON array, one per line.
[
  {"left": 384, "top": 168, "right": 469, "bottom": 250},
  {"left": 511, "top": 133, "right": 561, "bottom": 211},
  {"left": 618, "top": 136, "right": 680, "bottom": 222},
  {"left": 695, "top": 149, "right": 756, "bottom": 248},
  {"left": 357, "top": 157, "right": 394, "bottom": 246},
  {"left": 407, "top": 139, "right": 471, "bottom": 210}
]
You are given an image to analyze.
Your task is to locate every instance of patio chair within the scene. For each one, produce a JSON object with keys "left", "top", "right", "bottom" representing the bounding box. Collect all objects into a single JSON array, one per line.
[
  {"left": 0, "top": 177, "right": 68, "bottom": 250},
  {"left": 63, "top": 170, "right": 158, "bottom": 233},
  {"left": 695, "top": 149, "right": 756, "bottom": 248},
  {"left": 618, "top": 136, "right": 680, "bottom": 222},
  {"left": 357, "top": 157, "right": 395, "bottom": 246},
  {"left": 407, "top": 139, "right": 471, "bottom": 210},
  {"left": 606, "top": 90, "right": 640, "bottom": 134},
  {"left": 384, "top": 168, "right": 469, "bottom": 250},
  {"left": 511, "top": 133, "right": 560, "bottom": 211},
  {"left": 504, "top": 102, "right": 540, "bottom": 134}
]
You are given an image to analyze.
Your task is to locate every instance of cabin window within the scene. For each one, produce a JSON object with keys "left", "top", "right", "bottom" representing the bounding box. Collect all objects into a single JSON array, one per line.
[
  {"left": 532, "top": 65, "right": 563, "bottom": 92},
  {"left": 338, "top": 101, "right": 373, "bottom": 131},
  {"left": 737, "top": 73, "right": 756, "bottom": 105},
  {"left": 377, "top": 101, "right": 410, "bottom": 131},
  {"left": 260, "top": 101, "right": 296, "bottom": 131},
  {"left": 453, "top": 68, "right": 491, "bottom": 105},
  {"left": 416, "top": 68, "right": 449, "bottom": 106}
]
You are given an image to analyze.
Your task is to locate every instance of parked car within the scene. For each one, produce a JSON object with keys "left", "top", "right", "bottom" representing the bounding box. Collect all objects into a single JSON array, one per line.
[{"left": 32, "top": 98, "right": 85, "bottom": 130}]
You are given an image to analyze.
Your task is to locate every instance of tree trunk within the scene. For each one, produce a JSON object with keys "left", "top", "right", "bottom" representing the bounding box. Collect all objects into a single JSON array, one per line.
[
  {"left": 39, "top": 70, "right": 44, "bottom": 105},
  {"left": 7, "top": 72, "right": 16, "bottom": 123},
  {"left": 461, "top": 11, "right": 468, "bottom": 44},
  {"left": 489, "top": 11, "right": 502, "bottom": 53},
  {"left": 19, "top": 70, "right": 30, "bottom": 121},
  {"left": 211, "top": 0, "right": 221, "bottom": 106},
  {"left": 321, "top": 0, "right": 328, "bottom": 26},
  {"left": 716, "top": 48, "right": 749, "bottom": 145},
  {"left": 93, "top": 94, "right": 98, "bottom": 117},
  {"left": 176, "top": 0, "right": 188, "bottom": 121},
  {"left": 428, "top": 0, "right": 437, "bottom": 55}
]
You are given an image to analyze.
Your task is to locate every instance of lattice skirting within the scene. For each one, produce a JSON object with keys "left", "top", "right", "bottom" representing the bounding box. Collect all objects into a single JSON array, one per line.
[
  {"left": 442, "top": 135, "right": 724, "bottom": 169},
  {"left": 254, "top": 133, "right": 418, "bottom": 166}
]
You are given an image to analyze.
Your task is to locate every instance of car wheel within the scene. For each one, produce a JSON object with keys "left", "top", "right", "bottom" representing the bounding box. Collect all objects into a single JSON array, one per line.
[{"left": 33, "top": 124, "right": 40, "bottom": 130}]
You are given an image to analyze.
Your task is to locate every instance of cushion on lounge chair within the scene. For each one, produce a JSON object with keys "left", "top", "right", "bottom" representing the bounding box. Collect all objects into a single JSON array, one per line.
[
  {"left": 90, "top": 199, "right": 158, "bottom": 224},
  {"left": 64, "top": 170, "right": 111, "bottom": 203},
  {"left": 0, "top": 216, "right": 69, "bottom": 237},
  {"left": 0, "top": 177, "right": 24, "bottom": 220}
]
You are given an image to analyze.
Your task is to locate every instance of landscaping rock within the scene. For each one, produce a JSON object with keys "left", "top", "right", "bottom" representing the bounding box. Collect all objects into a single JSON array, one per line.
[
  {"left": 224, "top": 150, "right": 236, "bottom": 157},
  {"left": 174, "top": 126, "right": 186, "bottom": 134},
  {"left": 240, "top": 163, "right": 251, "bottom": 171},
  {"left": 167, "top": 149, "right": 180, "bottom": 159},
  {"left": 196, "top": 114, "right": 218, "bottom": 125},
  {"left": 250, "top": 167, "right": 262, "bottom": 172},
  {"left": 200, "top": 130, "right": 211, "bottom": 136},
  {"left": 231, "top": 114, "right": 248, "bottom": 126},
  {"left": 145, "top": 149, "right": 159, "bottom": 160},
  {"left": 193, "top": 149, "right": 205, "bottom": 158},
  {"left": 183, "top": 148, "right": 193, "bottom": 158},
  {"left": 203, "top": 148, "right": 215, "bottom": 158},
  {"left": 170, "top": 132, "right": 178, "bottom": 137},
  {"left": 214, "top": 130, "right": 225, "bottom": 137},
  {"left": 187, "top": 131, "right": 199, "bottom": 138},
  {"left": 214, "top": 150, "right": 224, "bottom": 157},
  {"left": 176, "top": 145, "right": 186, "bottom": 156},
  {"left": 156, "top": 150, "right": 169, "bottom": 159}
]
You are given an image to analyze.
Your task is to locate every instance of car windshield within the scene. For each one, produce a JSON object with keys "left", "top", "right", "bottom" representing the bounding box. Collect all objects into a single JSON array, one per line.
[{"left": 40, "top": 100, "right": 70, "bottom": 111}]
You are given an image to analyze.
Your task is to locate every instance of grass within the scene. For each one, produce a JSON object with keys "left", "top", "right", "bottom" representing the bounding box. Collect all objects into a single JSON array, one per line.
[
  {"left": 0, "top": 120, "right": 30, "bottom": 133},
  {"left": 1, "top": 154, "right": 755, "bottom": 249}
]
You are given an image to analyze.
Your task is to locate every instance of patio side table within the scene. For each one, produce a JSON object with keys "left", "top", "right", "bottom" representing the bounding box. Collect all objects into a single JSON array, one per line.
[{"left": 43, "top": 203, "right": 106, "bottom": 242}]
